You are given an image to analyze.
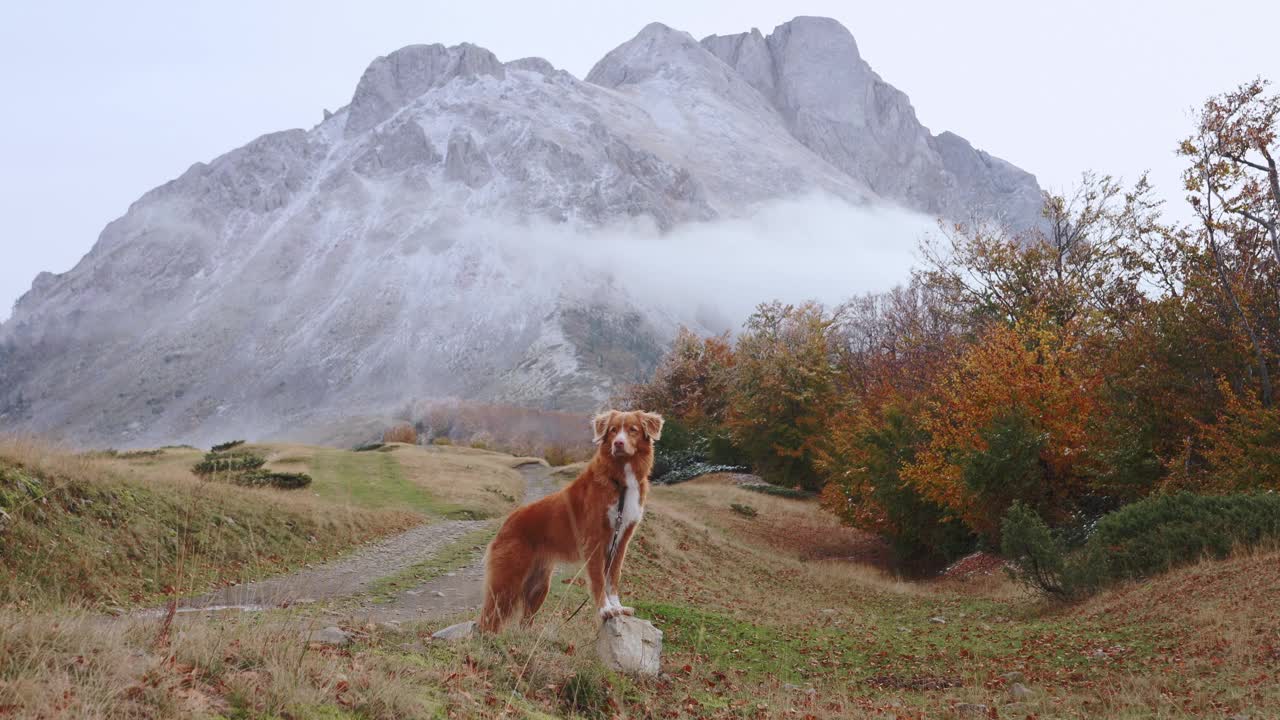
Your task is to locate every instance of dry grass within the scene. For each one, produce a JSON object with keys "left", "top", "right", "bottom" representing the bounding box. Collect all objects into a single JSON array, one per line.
[{"left": 4, "top": 438, "right": 1278, "bottom": 718}]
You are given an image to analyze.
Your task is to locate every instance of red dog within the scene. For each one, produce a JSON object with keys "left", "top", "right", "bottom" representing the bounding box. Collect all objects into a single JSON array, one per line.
[{"left": 479, "top": 409, "right": 663, "bottom": 632}]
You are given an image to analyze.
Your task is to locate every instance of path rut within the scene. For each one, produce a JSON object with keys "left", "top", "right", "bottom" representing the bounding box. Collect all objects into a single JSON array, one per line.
[{"left": 146, "top": 463, "right": 555, "bottom": 622}]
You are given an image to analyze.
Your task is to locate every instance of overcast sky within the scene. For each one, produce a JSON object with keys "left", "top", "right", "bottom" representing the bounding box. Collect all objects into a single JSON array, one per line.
[{"left": 1, "top": 0, "right": 1277, "bottom": 321}]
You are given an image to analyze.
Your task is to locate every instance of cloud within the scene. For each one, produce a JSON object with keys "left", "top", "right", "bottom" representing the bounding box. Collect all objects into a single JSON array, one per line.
[{"left": 481, "top": 193, "right": 935, "bottom": 332}]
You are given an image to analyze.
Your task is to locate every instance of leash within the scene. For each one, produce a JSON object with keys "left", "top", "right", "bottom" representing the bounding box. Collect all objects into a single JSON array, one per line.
[{"left": 564, "top": 485, "right": 628, "bottom": 623}]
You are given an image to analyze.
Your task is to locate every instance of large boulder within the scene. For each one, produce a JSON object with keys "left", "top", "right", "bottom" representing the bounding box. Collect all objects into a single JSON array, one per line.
[{"left": 596, "top": 615, "right": 662, "bottom": 675}]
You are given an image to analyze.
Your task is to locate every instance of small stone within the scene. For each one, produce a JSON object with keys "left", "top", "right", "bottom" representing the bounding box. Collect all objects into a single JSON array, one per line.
[
  {"left": 929, "top": 616, "right": 947, "bottom": 624},
  {"left": 783, "top": 683, "right": 799, "bottom": 691},
  {"left": 1009, "top": 682, "right": 1034, "bottom": 700},
  {"left": 955, "top": 703, "right": 988, "bottom": 716},
  {"left": 596, "top": 615, "right": 662, "bottom": 676},
  {"left": 405, "top": 590, "right": 422, "bottom": 596},
  {"left": 307, "top": 626, "right": 352, "bottom": 646},
  {"left": 1228, "top": 714, "right": 1249, "bottom": 720},
  {"left": 1001, "top": 671, "right": 1024, "bottom": 684},
  {"left": 431, "top": 620, "right": 477, "bottom": 641},
  {"left": 432, "top": 591, "right": 445, "bottom": 597}
]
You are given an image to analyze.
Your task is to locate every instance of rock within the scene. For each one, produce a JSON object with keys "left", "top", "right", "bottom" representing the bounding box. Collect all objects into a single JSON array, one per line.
[
  {"left": 1001, "top": 671, "right": 1024, "bottom": 684},
  {"left": 955, "top": 703, "right": 988, "bottom": 716},
  {"left": 307, "top": 626, "right": 352, "bottom": 646},
  {"left": 431, "top": 620, "right": 477, "bottom": 642},
  {"left": 596, "top": 615, "right": 662, "bottom": 675},
  {"left": 444, "top": 129, "right": 493, "bottom": 188},
  {"left": 1009, "top": 682, "right": 1034, "bottom": 700},
  {"left": 432, "top": 590, "right": 445, "bottom": 597},
  {"left": 930, "top": 616, "right": 947, "bottom": 624}
]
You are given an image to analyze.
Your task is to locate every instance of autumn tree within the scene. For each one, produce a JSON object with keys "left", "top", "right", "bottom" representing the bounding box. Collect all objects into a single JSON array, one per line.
[
  {"left": 901, "top": 318, "right": 1099, "bottom": 541},
  {"left": 727, "top": 301, "right": 844, "bottom": 490},
  {"left": 621, "top": 327, "right": 734, "bottom": 429},
  {"left": 1180, "top": 78, "right": 1280, "bottom": 407}
]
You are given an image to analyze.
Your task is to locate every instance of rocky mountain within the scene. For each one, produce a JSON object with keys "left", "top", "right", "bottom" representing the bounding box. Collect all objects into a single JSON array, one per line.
[{"left": 0, "top": 17, "right": 1043, "bottom": 447}]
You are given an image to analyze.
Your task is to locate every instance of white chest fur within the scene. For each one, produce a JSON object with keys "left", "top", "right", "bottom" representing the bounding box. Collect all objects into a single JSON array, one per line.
[{"left": 611, "top": 464, "right": 644, "bottom": 531}]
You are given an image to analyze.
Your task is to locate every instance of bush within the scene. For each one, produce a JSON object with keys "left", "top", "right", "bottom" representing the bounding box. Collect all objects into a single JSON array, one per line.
[
  {"left": 1000, "top": 501, "right": 1069, "bottom": 596},
  {"left": 543, "top": 444, "right": 580, "bottom": 467},
  {"left": 353, "top": 442, "right": 385, "bottom": 452},
  {"left": 739, "top": 482, "right": 813, "bottom": 500},
  {"left": 191, "top": 451, "right": 266, "bottom": 476},
  {"left": 821, "top": 405, "right": 974, "bottom": 565},
  {"left": 730, "top": 502, "right": 758, "bottom": 518},
  {"left": 237, "top": 470, "right": 313, "bottom": 490},
  {"left": 431, "top": 436, "right": 453, "bottom": 446},
  {"left": 650, "top": 419, "right": 747, "bottom": 484},
  {"left": 383, "top": 424, "right": 418, "bottom": 445},
  {"left": 211, "top": 440, "right": 245, "bottom": 453},
  {"left": 1003, "top": 492, "right": 1280, "bottom": 599}
]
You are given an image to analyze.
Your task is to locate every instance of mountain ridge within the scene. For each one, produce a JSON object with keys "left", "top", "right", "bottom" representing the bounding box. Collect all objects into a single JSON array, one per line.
[{"left": 0, "top": 16, "right": 1044, "bottom": 447}]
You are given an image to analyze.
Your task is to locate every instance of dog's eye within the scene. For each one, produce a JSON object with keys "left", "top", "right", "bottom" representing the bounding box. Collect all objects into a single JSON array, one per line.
[{"left": 630, "top": 426, "right": 639, "bottom": 433}]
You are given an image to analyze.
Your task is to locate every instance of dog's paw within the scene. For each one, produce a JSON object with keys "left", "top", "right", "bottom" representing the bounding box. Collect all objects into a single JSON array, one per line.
[
  {"left": 598, "top": 606, "right": 626, "bottom": 620},
  {"left": 618, "top": 605, "right": 635, "bottom": 616}
]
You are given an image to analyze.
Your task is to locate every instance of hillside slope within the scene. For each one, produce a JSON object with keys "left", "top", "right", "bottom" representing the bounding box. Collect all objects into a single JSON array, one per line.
[{"left": 2, "top": 469, "right": 1273, "bottom": 718}]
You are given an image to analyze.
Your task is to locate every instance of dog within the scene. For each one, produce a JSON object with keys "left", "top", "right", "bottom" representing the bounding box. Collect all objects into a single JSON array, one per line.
[{"left": 478, "top": 409, "right": 663, "bottom": 632}]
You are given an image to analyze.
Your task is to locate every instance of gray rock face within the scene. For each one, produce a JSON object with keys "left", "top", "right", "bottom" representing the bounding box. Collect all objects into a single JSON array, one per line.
[
  {"left": 701, "top": 16, "right": 1042, "bottom": 228},
  {"left": 444, "top": 130, "right": 492, "bottom": 188},
  {"left": 596, "top": 615, "right": 662, "bottom": 675},
  {"left": 0, "top": 16, "right": 1043, "bottom": 447}
]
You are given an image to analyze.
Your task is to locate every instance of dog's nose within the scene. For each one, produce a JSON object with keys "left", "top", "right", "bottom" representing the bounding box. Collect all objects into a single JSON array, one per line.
[{"left": 613, "top": 440, "right": 624, "bottom": 449}]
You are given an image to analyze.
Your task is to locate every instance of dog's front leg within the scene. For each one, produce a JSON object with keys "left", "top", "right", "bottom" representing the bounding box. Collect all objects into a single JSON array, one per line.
[
  {"left": 605, "top": 524, "right": 637, "bottom": 616},
  {"left": 586, "top": 545, "right": 614, "bottom": 620}
]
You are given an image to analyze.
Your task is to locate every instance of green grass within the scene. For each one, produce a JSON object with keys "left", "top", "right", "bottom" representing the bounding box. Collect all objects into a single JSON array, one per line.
[
  {"left": 305, "top": 447, "right": 474, "bottom": 518},
  {"left": 365, "top": 526, "right": 497, "bottom": 602}
]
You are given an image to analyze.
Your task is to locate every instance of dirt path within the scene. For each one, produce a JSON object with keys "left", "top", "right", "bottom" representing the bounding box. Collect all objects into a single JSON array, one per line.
[{"left": 146, "top": 463, "right": 555, "bottom": 620}]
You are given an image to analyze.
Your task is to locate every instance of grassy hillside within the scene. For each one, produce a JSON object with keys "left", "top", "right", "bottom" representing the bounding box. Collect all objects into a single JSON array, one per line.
[
  {"left": 2, "top": 467, "right": 1275, "bottom": 718},
  {"left": 0, "top": 438, "right": 525, "bottom": 609}
]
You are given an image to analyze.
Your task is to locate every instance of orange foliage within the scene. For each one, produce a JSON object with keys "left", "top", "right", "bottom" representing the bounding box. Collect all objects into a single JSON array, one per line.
[
  {"left": 1173, "top": 379, "right": 1280, "bottom": 494},
  {"left": 382, "top": 423, "right": 418, "bottom": 445},
  {"left": 902, "top": 318, "right": 1100, "bottom": 538}
]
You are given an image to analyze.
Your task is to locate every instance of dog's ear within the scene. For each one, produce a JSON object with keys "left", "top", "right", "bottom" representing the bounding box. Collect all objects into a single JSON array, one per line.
[
  {"left": 591, "top": 411, "right": 615, "bottom": 445},
  {"left": 640, "top": 412, "right": 664, "bottom": 442}
]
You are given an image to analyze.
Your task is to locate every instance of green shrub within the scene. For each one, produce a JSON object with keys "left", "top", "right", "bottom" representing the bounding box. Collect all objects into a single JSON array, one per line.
[
  {"left": 1003, "top": 492, "right": 1280, "bottom": 599},
  {"left": 1085, "top": 492, "right": 1280, "bottom": 583},
  {"left": 1000, "top": 501, "right": 1068, "bottom": 596},
  {"left": 210, "top": 440, "right": 245, "bottom": 453},
  {"left": 738, "top": 482, "right": 814, "bottom": 500},
  {"left": 237, "top": 470, "right": 312, "bottom": 490},
  {"left": 191, "top": 451, "right": 266, "bottom": 476},
  {"left": 117, "top": 449, "right": 164, "bottom": 460},
  {"left": 353, "top": 442, "right": 385, "bottom": 452},
  {"left": 651, "top": 419, "right": 747, "bottom": 484},
  {"left": 730, "top": 503, "right": 758, "bottom": 518}
]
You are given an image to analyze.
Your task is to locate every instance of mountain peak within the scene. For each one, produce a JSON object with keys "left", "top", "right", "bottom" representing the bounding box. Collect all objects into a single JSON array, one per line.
[
  {"left": 585, "top": 22, "right": 713, "bottom": 89},
  {"left": 346, "top": 42, "right": 505, "bottom": 136}
]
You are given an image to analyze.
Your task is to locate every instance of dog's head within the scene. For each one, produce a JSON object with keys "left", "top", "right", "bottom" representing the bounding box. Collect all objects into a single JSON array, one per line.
[{"left": 591, "top": 409, "right": 664, "bottom": 460}]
